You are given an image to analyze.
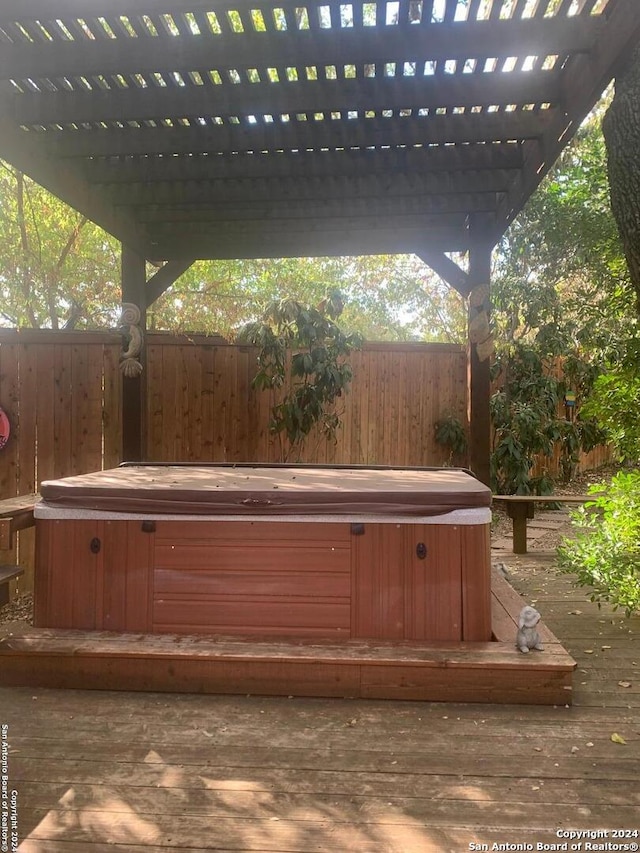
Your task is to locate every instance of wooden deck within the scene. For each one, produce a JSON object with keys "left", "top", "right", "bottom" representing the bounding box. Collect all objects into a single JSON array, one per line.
[
  {"left": 0, "top": 568, "right": 574, "bottom": 706},
  {"left": 0, "top": 554, "right": 638, "bottom": 852}
]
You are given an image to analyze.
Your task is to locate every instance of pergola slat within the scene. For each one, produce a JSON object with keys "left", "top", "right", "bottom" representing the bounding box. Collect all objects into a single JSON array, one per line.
[
  {"left": 0, "top": 17, "right": 601, "bottom": 81},
  {"left": 130, "top": 193, "right": 500, "bottom": 224},
  {"left": 100, "top": 169, "right": 514, "bottom": 205},
  {"left": 75, "top": 143, "right": 522, "bottom": 185},
  {"left": 37, "top": 113, "right": 544, "bottom": 159},
  {"left": 7, "top": 72, "right": 562, "bottom": 126},
  {"left": 84, "top": 151, "right": 520, "bottom": 185}
]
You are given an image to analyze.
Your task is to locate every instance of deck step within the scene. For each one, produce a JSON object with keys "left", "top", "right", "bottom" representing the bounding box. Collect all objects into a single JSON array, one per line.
[{"left": 0, "top": 570, "right": 575, "bottom": 705}]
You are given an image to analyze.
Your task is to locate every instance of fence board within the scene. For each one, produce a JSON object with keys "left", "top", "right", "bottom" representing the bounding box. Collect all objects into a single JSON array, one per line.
[
  {"left": 53, "top": 344, "right": 73, "bottom": 479},
  {"left": 17, "top": 344, "right": 37, "bottom": 591},
  {"left": 86, "top": 344, "right": 105, "bottom": 474},
  {"left": 35, "top": 345, "right": 56, "bottom": 484},
  {"left": 102, "top": 343, "right": 122, "bottom": 469},
  {"left": 235, "top": 347, "right": 250, "bottom": 462},
  {"left": 146, "top": 343, "right": 164, "bottom": 463},
  {"left": 0, "top": 344, "right": 19, "bottom": 500},
  {"left": 200, "top": 344, "right": 215, "bottom": 460},
  {"left": 211, "top": 346, "right": 228, "bottom": 461}
]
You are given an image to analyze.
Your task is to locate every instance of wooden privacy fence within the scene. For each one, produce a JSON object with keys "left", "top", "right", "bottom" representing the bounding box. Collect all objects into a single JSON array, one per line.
[
  {"left": 0, "top": 329, "right": 615, "bottom": 501},
  {"left": 0, "top": 330, "right": 122, "bottom": 502},
  {"left": 146, "top": 334, "right": 467, "bottom": 466},
  {"left": 0, "top": 331, "right": 467, "bottom": 593},
  {"left": 0, "top": 330, "right": 469, "bottom": 496},
  {"left": 0, "top": 330, "right": 122, "bottom": 594}
]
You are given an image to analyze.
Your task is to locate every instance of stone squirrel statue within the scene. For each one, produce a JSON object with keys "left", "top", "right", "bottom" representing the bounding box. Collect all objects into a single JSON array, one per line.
[
  {"left": 119, "top": 303, "right": 143, "bottom": 378},
  {"left": 516, "top": 605, "right": 544, "bottom": 654}
]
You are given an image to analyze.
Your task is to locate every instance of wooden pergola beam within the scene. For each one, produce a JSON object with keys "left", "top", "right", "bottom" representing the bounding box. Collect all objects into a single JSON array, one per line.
[
  {"left": 46, "top": 114, "right": 540, "bottom": 159},
  {"left": 0, "top": 18, "right": 601, "bottom": 81},
  {"left": 146, "top": 258, "right": 194, "bottom": 304},
  {"left": 142, "top": 222, "right": 471, "bottom": 259},
  {"left": 146, "top": 211, "right": 469, "bottom": 237},
  {"left": 120, "top": 254, "right": 194, "bottom": 461},
  {"left": 417, "top": 251, "right": 471, "bottom": 297},
  {"left": 134, "top": 194, "right": 499, "bottom": 224},
  {"left": 121, "top": 246, "right": 147, "bottom": 463},
  {"left": 101, "top": 171, "right": 514, "bottom": 205},
  {"left": 81, "top": 146, "right": 523, "bottom": 183},
  {"left": 467, "top": 219, "right": 494, "bottom": 487},
  {"left": 8, "top": 72, "right": 561, "bottom": 127}
]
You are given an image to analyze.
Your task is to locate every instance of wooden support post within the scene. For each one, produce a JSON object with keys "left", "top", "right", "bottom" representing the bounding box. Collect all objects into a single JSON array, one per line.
[
  {"left": 121, "top": 246, "right": 147, "bottom": 462},
  {"left": 468, "top": 229, "right": 494, "bottom": 487}
]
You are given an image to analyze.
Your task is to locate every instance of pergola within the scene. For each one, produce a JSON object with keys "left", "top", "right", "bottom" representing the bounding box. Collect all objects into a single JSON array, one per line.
[{"left": 1, "top": 0, "right": 638, "bottom": 481}]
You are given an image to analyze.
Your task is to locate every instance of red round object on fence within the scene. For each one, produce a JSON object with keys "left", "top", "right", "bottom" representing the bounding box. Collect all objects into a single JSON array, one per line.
[{"left": 0, "top": 407, "right": 10, "bottom": 450}]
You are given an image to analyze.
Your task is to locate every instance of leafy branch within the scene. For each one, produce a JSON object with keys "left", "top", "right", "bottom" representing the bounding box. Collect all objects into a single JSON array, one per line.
[{"left": 238, "top": 292, "right": 361, "bottom": 461}]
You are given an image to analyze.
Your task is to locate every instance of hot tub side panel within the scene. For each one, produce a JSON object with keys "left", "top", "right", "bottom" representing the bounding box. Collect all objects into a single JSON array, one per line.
[
  {"left": 34, "top": 519, "right": 153, "bottom": 632},
  {"left": 151, "top": 521, "right": 351, "bottom": 638},
  {"left": 351, "top": 523, "right": 465, "bottom": 642},
  {"left": 34, "top": 517, "right": 491, "bottom": 643}
]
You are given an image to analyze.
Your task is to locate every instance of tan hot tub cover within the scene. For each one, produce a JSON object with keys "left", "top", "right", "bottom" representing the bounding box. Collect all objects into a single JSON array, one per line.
[{"left": 38, "top": 465, "right": 491, "bottom": 518}]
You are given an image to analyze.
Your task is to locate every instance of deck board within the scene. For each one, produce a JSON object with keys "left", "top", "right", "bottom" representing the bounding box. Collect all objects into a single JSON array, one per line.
[{"left": 1, "top": 551, "right": 639, "bottom": 852}]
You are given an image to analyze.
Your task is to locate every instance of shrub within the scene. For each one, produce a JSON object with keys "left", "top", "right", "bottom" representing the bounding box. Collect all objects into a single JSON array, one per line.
[
  {"left": 238, "top": 292, "right": 361, "bottom": 461},
  {"left": 434, "top": 415, "right": 468, "bottom": 466},
  {"left": 557, "top": 470, "right": 640, "bottom": 616}
]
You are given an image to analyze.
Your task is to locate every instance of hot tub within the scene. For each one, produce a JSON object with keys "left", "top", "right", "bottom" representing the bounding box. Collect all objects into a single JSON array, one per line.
[{"left": 34, "top": 464, "right": 492, "bottom": 642}]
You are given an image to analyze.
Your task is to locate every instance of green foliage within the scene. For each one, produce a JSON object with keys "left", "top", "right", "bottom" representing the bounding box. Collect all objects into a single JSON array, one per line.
[
  {"left": 149, "top": 254, "right": 467, "bottom": 343},
  {"left": 0, "top": 165, "right": 468, "bottom": 343},
  {"left": 490, "top": 343, "right": 606, "bottom": 494},
  {"left": 434, "top": 415, "right": 468, "bottom": 466},
  {"left": 489, "top": 109, "right": 629, "bottom": 492},
  {"left": 238, "top": 293, "right": 361, "bottom": 460},
  {"left": 493, "top": 108, "right": 634, "bottom": 360},
  {"left": 0, "top": 163, "right": 120, "bottom": 328},
  {"left": 582, "top": 337, "right": 640, "bottom": 463},
  {"left": 557, "top": 471, "right": 640, "bottom": 616}
]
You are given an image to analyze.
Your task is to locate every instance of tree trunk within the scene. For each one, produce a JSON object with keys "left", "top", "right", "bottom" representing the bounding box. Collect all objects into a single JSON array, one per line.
[{"left": 602, "top": 44, "right": 640, "bottom": 314}]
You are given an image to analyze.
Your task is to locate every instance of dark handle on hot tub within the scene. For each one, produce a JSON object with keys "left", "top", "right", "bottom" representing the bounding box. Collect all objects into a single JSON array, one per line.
[
  {"left": 416, "top": 542, "right": 427, "bottom": 560},
  {"left": 90, "top": 537, "right": 101, "bottom": 554}
]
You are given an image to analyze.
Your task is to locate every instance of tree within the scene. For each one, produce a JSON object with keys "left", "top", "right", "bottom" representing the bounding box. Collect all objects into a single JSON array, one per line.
[
  {"left": 238, "top": 293, "right": 361, "bottom": 461},
  {"left": 0, "top": 162, "right": 120, "bottom": 329},
  {"left": 489, "top": 110, "right": 625, "bottom": 492},
  {"left": 0, "top": 163, "right": 468, "bottom": 342},
  {"left": 147, "top": 254, "right": 467, "bottom": 343},
  {"left": 603, "top": 44, "right": 640, "bottom": 314}
]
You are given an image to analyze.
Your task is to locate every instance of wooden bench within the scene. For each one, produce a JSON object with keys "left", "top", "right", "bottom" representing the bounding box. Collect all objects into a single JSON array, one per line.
[
  {"left": 0, "top": 565, "right": 24, "bottom": 608},
  {"left": 492, "top": 494, "right": 598, "bottom": 554},
  {"left": 0, "top": 493, "right": 39, "bottom": 607}
]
